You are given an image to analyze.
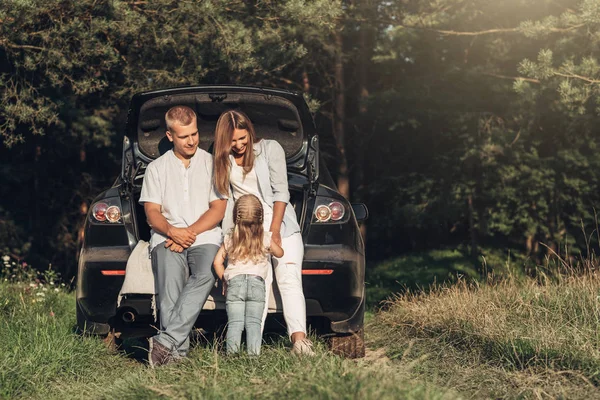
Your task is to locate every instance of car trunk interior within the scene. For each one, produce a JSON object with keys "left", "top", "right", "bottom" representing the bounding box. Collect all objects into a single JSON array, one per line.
[{"left": 134, "top": 92, "right": 305, "bottom": 160}]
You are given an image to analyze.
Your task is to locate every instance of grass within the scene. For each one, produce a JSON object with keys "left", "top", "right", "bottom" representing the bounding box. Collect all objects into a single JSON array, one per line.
[
  {"left": 367, "top": 266, "right": 600, "bottom": 399},
  {"left": 0, "top": 280, "right": 451, "bottom": 400},
  {"left": 365, "top": 249, "right": 481, "bottom": 308},
  {"left": 365, "top": 247, "right": 535, "bottom": 309},
  {"left": 3, "top": 252, "right": 600, "bottom": 399}
]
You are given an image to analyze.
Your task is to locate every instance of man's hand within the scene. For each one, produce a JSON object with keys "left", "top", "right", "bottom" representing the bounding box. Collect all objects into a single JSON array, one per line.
[
  {"left": 165, "top": 239, "right": 185, "bottom": 253},
  {"left": 222, "top": 280, "right": 228, "bottom": 296},
  {"left": 167, "top": 226, "right": 197, "bottom": 248}
]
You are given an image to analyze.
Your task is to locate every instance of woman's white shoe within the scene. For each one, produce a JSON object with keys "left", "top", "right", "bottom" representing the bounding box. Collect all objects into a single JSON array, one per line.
[{"left": 291, "top": 338, "right": 315, "bottom": 356}]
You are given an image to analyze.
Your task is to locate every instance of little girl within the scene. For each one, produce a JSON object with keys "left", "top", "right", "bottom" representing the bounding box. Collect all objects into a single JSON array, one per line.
[{"left": 213, "top": 194, "right": 284, "bottom": 355}]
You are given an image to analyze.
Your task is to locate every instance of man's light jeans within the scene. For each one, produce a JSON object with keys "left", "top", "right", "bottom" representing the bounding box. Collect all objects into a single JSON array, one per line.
[{"left": 152, "top": 243, "right": 219, "bottom": 357}]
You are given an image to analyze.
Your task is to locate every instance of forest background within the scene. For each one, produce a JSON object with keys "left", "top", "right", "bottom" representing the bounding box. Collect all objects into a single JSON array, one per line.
[{"left": 2, "top": 0, "right": 600, "bottom": 304}]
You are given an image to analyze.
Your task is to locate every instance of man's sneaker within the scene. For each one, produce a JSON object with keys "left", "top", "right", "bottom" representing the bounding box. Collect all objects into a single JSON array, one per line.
[
  {"left": 148, "top": 337, "right": 172, "bottom": 367},
  {"left": 291, "top": 338, "right": 315, "bottom": 356}
]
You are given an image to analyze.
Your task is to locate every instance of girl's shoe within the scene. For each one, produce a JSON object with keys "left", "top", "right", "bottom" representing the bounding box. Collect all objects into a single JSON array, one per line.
[{"left": 291, "top": 338, "right": 315, "bottom": 356}]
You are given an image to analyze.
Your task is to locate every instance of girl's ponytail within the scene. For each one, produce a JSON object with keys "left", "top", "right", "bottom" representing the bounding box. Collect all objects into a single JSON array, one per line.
[{"left": 228, "top": 194, "right": 267, "bottom": 263}]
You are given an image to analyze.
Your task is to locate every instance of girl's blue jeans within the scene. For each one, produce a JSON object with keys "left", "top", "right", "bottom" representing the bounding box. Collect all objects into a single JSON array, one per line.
[{"left": 225, "top": 274, "right": 266, "bottom": 355}]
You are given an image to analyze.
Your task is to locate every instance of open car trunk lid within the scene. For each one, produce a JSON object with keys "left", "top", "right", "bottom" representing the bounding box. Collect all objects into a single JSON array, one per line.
[{"left": 125, "top": 85, "right": 317, "bottom": 177}]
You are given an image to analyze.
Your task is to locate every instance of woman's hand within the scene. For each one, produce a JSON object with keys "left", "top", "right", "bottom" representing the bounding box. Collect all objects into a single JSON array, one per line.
[
  {"left": 271, "top": 230, "right": 282, "bottom": 247},
  {"left": 270, "top": 202, "right": 286, "bottom": 246}
]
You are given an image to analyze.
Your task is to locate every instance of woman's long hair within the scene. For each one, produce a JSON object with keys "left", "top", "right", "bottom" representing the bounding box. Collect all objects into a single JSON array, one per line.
[
  {"left": 213, "top": 110, "right": 258, "bottom": 197},
  {"left": 227, "top": 194, "right": 267, "bottom": 263}
]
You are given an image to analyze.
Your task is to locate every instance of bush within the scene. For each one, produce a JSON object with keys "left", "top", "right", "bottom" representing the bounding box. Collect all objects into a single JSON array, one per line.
[{"left": 1, "top": 253, "right": 61, "bottom": 285}]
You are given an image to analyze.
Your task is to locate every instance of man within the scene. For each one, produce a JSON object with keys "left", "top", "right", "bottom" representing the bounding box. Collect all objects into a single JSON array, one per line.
[{"left": 140, "top": 105, "right": 226, "bottom": 367}]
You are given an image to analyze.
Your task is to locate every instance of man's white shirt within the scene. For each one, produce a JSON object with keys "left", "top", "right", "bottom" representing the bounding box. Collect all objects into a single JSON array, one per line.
[{"left": 139, "top": 149, "right": 225, "bottom": 250}]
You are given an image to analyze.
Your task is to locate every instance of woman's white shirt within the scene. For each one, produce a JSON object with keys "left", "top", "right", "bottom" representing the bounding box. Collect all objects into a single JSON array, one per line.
[
  {"left": 230, "top": 164, "right": 273, "bottom": 230},
  {"left": 221, "top": 140, "right": 300, "bottom": 238}
]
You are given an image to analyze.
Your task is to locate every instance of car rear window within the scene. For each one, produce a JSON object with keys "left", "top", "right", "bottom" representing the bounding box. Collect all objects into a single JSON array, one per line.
[{"left": 136, "top": 93, "right": 304, "bottom": 159}]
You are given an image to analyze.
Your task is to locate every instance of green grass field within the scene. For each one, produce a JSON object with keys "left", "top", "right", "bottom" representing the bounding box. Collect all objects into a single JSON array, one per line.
[
  {"left": 2, "top": 262, "right": 600, "bottom": 399},
  {"left": 0, "top": 280, "right": 448, "bottom": 400}
]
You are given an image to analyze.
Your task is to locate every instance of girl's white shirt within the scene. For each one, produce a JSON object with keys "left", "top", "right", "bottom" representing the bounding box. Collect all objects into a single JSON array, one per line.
[{"left": 223, "top": 231, "right": 273, "bottom": 281}]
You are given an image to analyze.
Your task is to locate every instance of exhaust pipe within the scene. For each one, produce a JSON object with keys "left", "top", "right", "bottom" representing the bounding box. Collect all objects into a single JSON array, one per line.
[{"left": 122, "top": 311, "right": 136, "bottom": 323}]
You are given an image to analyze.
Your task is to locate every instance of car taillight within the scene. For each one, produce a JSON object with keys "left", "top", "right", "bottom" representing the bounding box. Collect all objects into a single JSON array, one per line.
[
  {"left": 92, "top": 203, "right": 108, "bottom": 221},
  {"left": 312, "top": 198, "right": 348, "bottom": 223},
  {"left": 91, "top": 198, "right": 123, "bottom": 223},
  {"left": 329, "top": 201, "right": 345, "bottom": 221},
  {"left": 106, "top": 206, "right": 122, "bottom": 223},
  {"left": 315, "top": 205, "right": 332, "bottom": 222}
]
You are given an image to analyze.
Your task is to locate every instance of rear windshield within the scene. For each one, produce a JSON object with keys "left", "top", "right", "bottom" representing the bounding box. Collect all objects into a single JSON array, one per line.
[{"left": 136, "top": 92, "right": 303, "bottom": 159}]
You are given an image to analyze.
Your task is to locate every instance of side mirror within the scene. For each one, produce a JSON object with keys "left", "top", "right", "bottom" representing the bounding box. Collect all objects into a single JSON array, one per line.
[{"left": 351, "top": 203, "right": 368, "bottom": 221}]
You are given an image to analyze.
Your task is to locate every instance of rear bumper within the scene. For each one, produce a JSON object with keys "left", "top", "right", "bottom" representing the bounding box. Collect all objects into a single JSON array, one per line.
[
  {"left": 76, "top": 245, "right": 130, "bottom": 324},
  {"left": 77, "top": 291, "right": 365, "bottom": 336},
  {"left": 77, "top": 244, "right": 365, "bottom": 335}
]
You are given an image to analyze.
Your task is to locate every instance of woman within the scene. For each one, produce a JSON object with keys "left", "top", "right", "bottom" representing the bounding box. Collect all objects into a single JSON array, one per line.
[{"left": 213, "top": 110, "right": 314, "bottom": 356}]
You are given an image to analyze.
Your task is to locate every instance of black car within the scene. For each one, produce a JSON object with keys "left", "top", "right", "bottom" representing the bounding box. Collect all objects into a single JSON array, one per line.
[{"left": 76, "top": 85, "right": 368, "bottom": 358}]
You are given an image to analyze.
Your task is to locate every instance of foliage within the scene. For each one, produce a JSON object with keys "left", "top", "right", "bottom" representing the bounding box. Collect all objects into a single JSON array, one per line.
[
  {"left": 0, "top": 0, "right": 341, "bottom": 146},
  {"left": 0, "top": 0, "right": 341, "bottom": 278},
  {"left": 1, "top": 253, "right": 61, "bottom": 284},
  {"left": 357, "top": 0, "right": 600, "bottom": 265},
  {"left": 3, "top": 0, "right": 600, "bottom": 281}
]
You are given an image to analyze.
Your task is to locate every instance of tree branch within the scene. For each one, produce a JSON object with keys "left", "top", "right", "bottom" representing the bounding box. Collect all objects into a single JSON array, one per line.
[
  {"left": 554, "top": 70, "right": 600, "bottom": 84},
  {"left": 431, "top": 27, "right": 520, "bottom": 36},
  {"left": 0, "top": 40, "right": 44, "bottom": 51},
  {"left": 481, "top": 72, "right": 540, "bottom": 84},
  {"left": 395, "top": 23, "right": 585, "bottom": 36}
]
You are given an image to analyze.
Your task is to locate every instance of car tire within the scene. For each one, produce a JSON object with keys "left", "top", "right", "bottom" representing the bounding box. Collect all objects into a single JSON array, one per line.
[
  {"left": 75, "top": 302, "right": 89, "bottom": 335},
  {"left": 328, "top": 328, "right": 365, "bottom": 359},
  {"left": 76, "top": 302, "right": 110, "bottom": 336}
]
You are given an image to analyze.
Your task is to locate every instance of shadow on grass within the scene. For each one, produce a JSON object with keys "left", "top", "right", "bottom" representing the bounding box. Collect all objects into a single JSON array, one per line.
[{"left": 83, "top": 320, "right": 295, "bottom": 365}]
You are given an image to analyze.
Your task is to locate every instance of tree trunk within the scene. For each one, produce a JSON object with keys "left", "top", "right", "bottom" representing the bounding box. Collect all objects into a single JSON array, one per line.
[
  {"left": 74, "top": 142, "right": 88, "bottom": 278},
  {"left": 302, "top": 69, "right": 310, "bottom": 94},
  {"left": 467, "top": 194, "right": 478, "bottom": 259},
  {"left": 356, "top": 0, "right": 374, "bottom": 241},
  {"left": 33, "top": 143, "right": 41, "bottom": 244},
  {"left": 334, "top": 30, "right": 350, "bottom": 199}
]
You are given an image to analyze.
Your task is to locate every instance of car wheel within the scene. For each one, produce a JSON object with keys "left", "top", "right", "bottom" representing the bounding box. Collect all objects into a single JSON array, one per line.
[
  {"left": 76, "top": 302, "right": 89, "bottom": 335},
  {"left": 328, "top": 328, "right": 365, "bottom": 359},
  {"left": 75, "top": 302, "right": 110, "bottom": 336}
]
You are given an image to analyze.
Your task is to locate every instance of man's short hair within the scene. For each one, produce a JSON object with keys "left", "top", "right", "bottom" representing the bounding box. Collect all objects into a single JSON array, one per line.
[{"left": 165, "top": 106, "right": 196, "bottom": 131}]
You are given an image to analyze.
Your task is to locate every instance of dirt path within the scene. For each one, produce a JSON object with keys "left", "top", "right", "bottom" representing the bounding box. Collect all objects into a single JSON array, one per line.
[{"left": 363, "top": 346, "right": 390, "bottom": 363}]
